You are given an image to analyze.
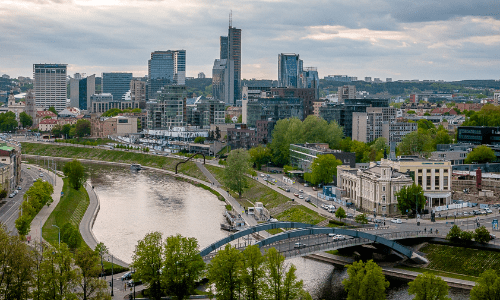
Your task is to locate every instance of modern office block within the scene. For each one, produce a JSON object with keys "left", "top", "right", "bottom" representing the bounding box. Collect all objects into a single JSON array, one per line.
[
  {"left": 102, "top": 72, "right": 133, "bottom": 101},
  {"left": 70, "top": 74, "right": 95, "bottom": 110},
  {"left": 278, "top": 53, "right": 301, "bottom": 88},
  {"left": 148, "top": 50, "right": 186, "bottom": 100},
  {"left": 212, "top": 59, "right": 234, "bottom": 105},
  {"left": 146, "top": 85, "right": 187, "bottom": 129},
  {"left": 33, "top": 64, "right": 67, "bottom": 111},
  {"left": 220, "top": 36, "right": 228, "bottom": 60}
]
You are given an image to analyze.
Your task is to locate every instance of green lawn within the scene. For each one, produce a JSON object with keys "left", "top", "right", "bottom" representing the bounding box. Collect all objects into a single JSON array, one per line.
[
  {"left": 42, "top": 178, "right": 89, "bottom": 249},
  {"left": 22, "top": 142, "right": 208, "bottom": 181},
  {"left": 396, "top": 265, "right": 479, "bottom": 282},
  {"left": 275, "top": 206, "right": 325, "bottom": 225}
]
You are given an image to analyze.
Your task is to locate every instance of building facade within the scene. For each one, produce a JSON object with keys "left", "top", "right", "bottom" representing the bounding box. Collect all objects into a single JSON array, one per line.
[
  {"left": 278, "top": 53, "right": 301, "bottom": 88},
  {"left": 227, "top": 124, "right": 257, "bottom": 150},
  {"left": 146, "top": 85, "right": 187, "bottom": 129},
  {"left": 243, "top": 97, "right": 303, "bottom": 128},
  {"left": 270, "top": 87, "right": 316, "bottom": 117},
  {"left": 130, "top": 80, "right": 146, "bottom": 103},
  {"left": 457, "top": 126, "right": 500, "bottom": 145},
  {"left": 212, "top": 59, "right": 234, "bottom": 105},
  {"left": 33, "top": 64, "right": 67, "bottom": 111},
  {"left": 186, "top": 98, "right": 225, "bottom": 127},
  {"left": 0, "top": 144, "right": 21, "bottom": 192},
  {"left": 91, "top": 116, "right": 138, "bottom": 137},
  {"left": 290, "top": 143, "right": 356, "bottom": 173},
  {"left": 70, "top": 74, "right": 96, "bottom": 110},
  {"left": 102, "top": 72, "right": 133, "bottom": 101},
  {"left": 148, "top": 50, "right": 186, "bottom": 100},
  {"left": 338, "top": 85, "right": 356, "bottom": 103}
]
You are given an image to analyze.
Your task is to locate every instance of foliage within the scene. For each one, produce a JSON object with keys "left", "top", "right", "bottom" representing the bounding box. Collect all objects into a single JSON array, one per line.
[
  {"left": 462, "top": 104, "right": 500, "bottom": 127},
  {"left": 306, "top": 154, "right": 342, "bottom": 185},
  {"left": 398, "top": 131, "right": 434, "bottom": 157},
  {"left": 342, "top": 260, "right": 389, "bottom": 300},
  {"left": 417, "top": 119, "right": 435, "bottom": 131},
  {"left": 241, "top": 245, "right": 266, "bottom": 300},
  {"left": 63, "top": 159, "right": 87, "bottom": 190},
  {"left": 470, "top": 269, "right": 500, "bottom": 300},
  {"left": 460, "top": 230, "right": 474, "bottom": 243},
  {"left": 20, "top": 111, "right": 33, "bottom": 128},
  {"left": 474, "top": 226, "right": 492, "bottom": 244},
  {"left": 194, "top": 136, "right": 205, "bottom": 144},
  {"left": 132, "top": 232, "right": 164, "bottom": 299},
  {"left": 206, "top": 244, "right": 244, "bottom": 300},
  {"left": 394, "top": 183, "right": 426, "bottom": 214},
  {"left": 269, "top": 116, "right": 344, "bottom": 166},
  {"left": 61, "top": 222, "right": 81, "bottom": 249},
  {"left": 0, "top": 111, "right": 18, "bottom": 132},
  {"left": 465, "top": 145, "right": 497, "bottom": 164},
  {"left": 446, "top": 225, "right": 462, "bottom": 243},
  {"left": 48, "top": 106, "right": 58, "bottom": 115},
  {"left": 264, "top": 247, "right": 304, "bottom": 300},
  {"left": 75, "top": 119, "right": 91, "bottom": 137},
  {"left": 335, "top": 206, "right": 346, "bottom": 221},
  {"left": 407, "top": 272, "right": 450, "bottom": 300},
  {"left": 15, "top": 179, "right": 54, "bottom": 236},
  {"left": 355, "top": 214, "right": 368, "bottom": 224},
  {"left": 224, "top": 149, "right": 251, "bottom": 198},
  {"left": 249, "top": 145, "right": 272, "bottom": 170},
  {"left": 75, "top": 246, "right": 108, "bottom": 300}
]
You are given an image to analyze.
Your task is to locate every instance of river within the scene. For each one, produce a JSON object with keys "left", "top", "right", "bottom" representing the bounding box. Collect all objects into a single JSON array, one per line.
[{"left": 90, "top": 165, "right": 470, "bottom": 299}]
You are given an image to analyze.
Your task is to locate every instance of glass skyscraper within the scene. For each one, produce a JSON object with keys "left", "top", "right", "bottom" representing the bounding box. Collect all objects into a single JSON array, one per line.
[
  {"left": 278, "top": 54, "right": 302, "bottom": 88},
  {"left": 102, "top": 72, "right": 133, "bottom": 101},
  {"left": 148, "top": 50, "right": 186, "bottom": 100}
]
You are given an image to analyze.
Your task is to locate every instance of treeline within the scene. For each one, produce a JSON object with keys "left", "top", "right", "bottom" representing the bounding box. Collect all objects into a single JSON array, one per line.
[
  {"left": 462, "top": 104, "right": 500, "bottom": 126},
  {"left": 101, "top": 107, "right": 141, "bottom": 117},
  {"left": 15, "top": 179, "right": 53, "bottom": 236},
  {"left": 51, "top": 119, "right": 91, "bottom": 137}
]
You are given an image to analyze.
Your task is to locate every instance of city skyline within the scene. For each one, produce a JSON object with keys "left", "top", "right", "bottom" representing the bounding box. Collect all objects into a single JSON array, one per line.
[{"left": 1, "top": 0, "right": 500, "bottom": 81}]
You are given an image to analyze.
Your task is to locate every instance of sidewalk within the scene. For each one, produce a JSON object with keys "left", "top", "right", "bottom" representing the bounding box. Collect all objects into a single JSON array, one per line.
[{"left": 27, "top": 167, "right": 64, "bottom": 246}]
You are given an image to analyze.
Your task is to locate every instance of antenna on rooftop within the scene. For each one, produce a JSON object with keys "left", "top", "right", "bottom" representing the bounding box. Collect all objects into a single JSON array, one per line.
[{"left": 229, "top": 10, "right": 232, "bottom": 27}]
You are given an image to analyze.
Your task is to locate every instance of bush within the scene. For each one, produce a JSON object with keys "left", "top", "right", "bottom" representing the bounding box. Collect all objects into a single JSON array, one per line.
[
  {"left": 218, "top": 159, "right": 227, "bottom": 165},
  {"left": 460, "top": 231, "right": 474, "bottom": 244},
  {"left": 0, "top": 189, "right": 6, "bottom": 199},
  {"left": 61, "top": 222, "right": 81, "bottom": 249},
  {"left": 355, "top": 213, "right": 368, "bottom": 224},
  {"left": 329, "top": 219, "right": 346, "bottom": 226},
  {"left": 475, "top": 226, "right": 492, "bottom": 244},
  {"left": 446, "top": 225, "right": 462, "bottom": 242}
]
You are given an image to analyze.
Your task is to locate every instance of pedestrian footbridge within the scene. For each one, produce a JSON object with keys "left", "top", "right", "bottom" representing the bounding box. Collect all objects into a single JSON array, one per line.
[{"left": 199, "top": 222, "right": 429, "bottom": 264}]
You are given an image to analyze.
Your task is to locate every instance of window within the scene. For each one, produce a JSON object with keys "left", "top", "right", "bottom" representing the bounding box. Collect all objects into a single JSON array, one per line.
[
  {"left": 382, "top": 195, "right": 386, "bottom": 202},
  {"left": 418, "top": 176, "right": 422, "bottom": 186},
  {"left": 426, "top": 176, "right": 431, "bottom": 186},
  {"left": 382, "top": 186, "right": 386, "bottom": 191},
  {"left": 435, "top": 176, "right": 440, "bottom": 189},
  {"left": 444, "top": 177, "right": 448, "bottom": 189}
]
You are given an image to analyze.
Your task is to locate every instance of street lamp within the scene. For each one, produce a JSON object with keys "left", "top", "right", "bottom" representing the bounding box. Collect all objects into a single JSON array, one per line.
[{"left": 52, "top": 225, "right": 60, "bottom": 246}]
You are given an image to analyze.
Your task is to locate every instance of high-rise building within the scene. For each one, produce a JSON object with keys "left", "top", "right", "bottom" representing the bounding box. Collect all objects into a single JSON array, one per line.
[
  {"left": 243, "top": 97, "right": 304, "bottom": 127},
  {"left": 270, "top": 87, "right": 316, "bottom": 117},
  {"left": 228, "top": 26, "right": 241, "bottom": 102},
  {"left": 338, "top": 85, "right": 356, "bottom": 103},
  {"left": 147, "top": 50, "right": 186, "bottom": 100},
  {"left": 70, "top": 74, "right": 95, "bottom": 110},
  {"left": 220, "top": 36, "right": 228, "bottom": 60},
  {"left": 216, "top": 17, "right": 241, "bottom": 106},
  {"left": 102, "top": 72, "right": 133, "bottom": 101},
  {"left": 198, "top": 72, "right": 206, "bottom": 79},
  {"left": 212, "top": 59, "right": 234, "bottom": 105},
  {"left": 33, "top": 64, "right": 67, "bottom": 111},
  {"left": 146, "top": 85, "right": 187, "bottom": 129},
  {"left": 130, "top": 80, "right": 146, "bottom": 104},
  {"left": 278, "top": 54, "right": 301, "bottom": 88},
  {"left": 302, "top": 67, "right": 319, "bottom": 100}
]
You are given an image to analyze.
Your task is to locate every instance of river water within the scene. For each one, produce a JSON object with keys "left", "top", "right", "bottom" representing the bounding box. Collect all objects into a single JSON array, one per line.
[{"left": 90, "top": 165, "right": 469, "bottom": 300}]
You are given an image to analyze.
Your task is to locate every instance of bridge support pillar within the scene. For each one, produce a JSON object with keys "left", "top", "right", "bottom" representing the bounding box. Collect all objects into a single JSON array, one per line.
[{"left": 410, "top": 253, "right": 429, "bottom": 264}]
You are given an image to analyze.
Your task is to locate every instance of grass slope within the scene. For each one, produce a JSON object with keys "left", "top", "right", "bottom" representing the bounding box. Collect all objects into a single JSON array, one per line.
[{"left": 22, "top": 142, "right": 208, "bottom": 181}]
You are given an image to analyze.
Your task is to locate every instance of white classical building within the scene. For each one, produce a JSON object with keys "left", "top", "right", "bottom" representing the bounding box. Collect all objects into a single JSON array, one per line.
[{"left": 337, "top": 161, "right": 414, "bottom": 215}]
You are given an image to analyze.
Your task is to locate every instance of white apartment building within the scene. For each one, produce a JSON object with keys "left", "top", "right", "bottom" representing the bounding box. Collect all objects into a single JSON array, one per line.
[{"left": 33, "top": 64, "right": 67, "bottom": 112}]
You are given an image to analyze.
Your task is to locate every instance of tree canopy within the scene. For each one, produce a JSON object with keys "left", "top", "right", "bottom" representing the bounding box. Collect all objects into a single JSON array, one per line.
[
  {"left": 249, "top": 145, "right": 272, "bottom": 170},
  {"left": 304, "top": 154, "right": 342, "bottom": 185},
  {"left": 63, "top": 159, "right": 87, "bottom": 190},
  {"left": 75, "top": 119, "right": 91, "bottom": 137},
  {"left": 342, "top": 260, "right": 389, "bottom": 300},
  {"left": 0, "top": 111, "right": 18, "bottom": 132},
  {"left": 394, "top": 183, "right": 425, "bottom": 214},
  {"left": 20, "top": 112, "right": 33, "bottom": 128},
  {"left": 224, "top": 148, "right": 252, "bottom": 198},
  {"left": 470, "top": 269, "right": 500, "bottom": 300},
  {"left": 408, "top": 272, "right": 450, "bottom": 300},
  {"left": 462, "top": 104, "right": 500, "bottom": 126},
  {"left": 465, "top": 145, "right": 497, "bottom": 164}
]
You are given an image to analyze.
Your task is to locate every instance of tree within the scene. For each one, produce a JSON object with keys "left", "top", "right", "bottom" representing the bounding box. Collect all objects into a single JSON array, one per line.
[
  {"left": 394, "top": 183, "right": 426, "bottom": 215},
  {"left": 355, "top": 214, "right": 368, "bottom": 224},
  {"left": 215, "top": 126, "right": 221, "bottom": 140},
  {"left": 194, "top": 136, "right": 206, "bottom": 144},
  {"left": 460, "top": 231, "right": 474, "bottom": 243},
  {"left": 241, "top": 245, "right": 265, "bottom": 300},
  {"left": 63, "top": 159, "right": 87, "bottom": 190},
  {"left": 307, "top": 154, "right": 342, "bottom": 185},
  {"left": 342, "top": 260, "right": 389, "bottom": 300},
  {"left": 101, "top": 108, "right": 123, "bottom": 117},
  {"left": 224, "top": 149, "right": 251, "bottom": 198},
  {"left": 465, "top": 145, "right": 497, "bottom": 164},
  {"left": 470, "top": 269, "right": 500, "bottom": 300},
  {"left": 398, "top": 131, "right": 433, "bottom": 157},
  {"left": 249, "top": 145, "right": 272, "bottom": 170},
  {"left": 20, "top": 112, "right": 33, "bottom": 128},
  {"left": 52, "top": 124, "right": 63, "bottom": 137},
  {"left": 0, "top": 111, "right": 18, "bottom": 132},
  {"left": 206, "top": 244, "right": 244, "bottom": 300},
  {"left": 75, "top": 247, "right": 111, "bottom": 300},
  {"left": 417, "top": 119, "right": 436, "bottom": 132},
  {"left": 163, "top": 234, "right": 205, "bottom": 300},
  {"left": 408, "top": 272, "right": 450, "bottom": 300},
  {"left": 62, "top": 124, "right": 72, "bottom": 138},
  {"left": 264, "top": 248, "right": 303, "bottom": 300},
  {"left": 94, "top": 242, "right": 108, "bottom": 278},
  {"left": 474, "top": 226, "right": 492, "bottom": 244},
  {"left": 75, "top": 119, "right": 91, "bottom": 137},
  {"left": 237, "top": 115, "right": 242, "bottom": 123},
  {"left": 132, "top": 232, "right": 164, "bottom": 300},
  {"left": 446, "top": 225, "right": 462, "bottom": 243},
  {"left": 335, "top": 207, "right": 346, "bottom": 221},
  {"left": 48, "top": 106, "right": 58, "bottom": 115}
]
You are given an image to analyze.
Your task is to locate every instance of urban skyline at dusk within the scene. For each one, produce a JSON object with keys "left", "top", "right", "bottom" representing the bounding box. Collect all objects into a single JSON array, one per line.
[{"left": 1, "top": 0, "right": 499, "bottom": 81}]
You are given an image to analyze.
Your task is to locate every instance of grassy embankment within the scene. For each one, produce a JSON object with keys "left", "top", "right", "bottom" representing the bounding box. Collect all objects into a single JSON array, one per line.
[
  {"left": 21, "top": 142, "right": 208, "bottom": 182},
  {"left": 204, "top": 164, "right": 326, "bottom": 233},
  {"left": 42, "top": 178, "right": 127, "bottom": 274},
  {"left": 396, "top": 243, "right": 500, "bottom": 282}
]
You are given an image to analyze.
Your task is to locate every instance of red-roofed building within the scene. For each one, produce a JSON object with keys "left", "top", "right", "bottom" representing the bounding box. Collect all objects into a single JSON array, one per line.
[
  {"left": 455, "top": 103, "right": 483, "bottom": 112},
  {"left": 430, "top": 107, "right": 457, "bottom": 116},
  {"left": 38, "top": 119, "right": 58, "bottom": 132},
  {"left": 35, "top": 111, "right": 57, "bottom": 126}
]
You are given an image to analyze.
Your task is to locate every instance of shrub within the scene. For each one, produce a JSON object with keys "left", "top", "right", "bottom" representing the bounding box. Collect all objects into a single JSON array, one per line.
[
  {"left": 475, "top": 226, "right": 492, "bottom": 244},
  {"left": 0, "top": 189, "right": 7, "bottom": 199},
  {"left": 329, "top": 219, "right": 346, "bottom": 226},
  {"left": 460, "top": 231, "right": 474, "bottom": 244},
  {"left": 446, "top": 225, "right": 462, "bottom": 242}
]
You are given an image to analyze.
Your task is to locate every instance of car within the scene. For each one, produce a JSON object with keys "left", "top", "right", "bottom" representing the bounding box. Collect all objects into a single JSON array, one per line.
[
  {"left": 490, "top": 234, "right": 496, "bottom": 240},
  {"left": 260, "top": 174, "right": 265, "bottom": 177},
  {"left": 285, "top": 188, "right": 290, "bottom": 192},
  {"left": 332, "top": 234, "right": 346, "bottom": 241},
  {"left": 486, "top": 209, "right": 493, "bottom": 214},
  {"left": 463, "top": 211, "right": 470, "bottom": 216},
  {"left": 121, "top": 271, "right": 134, "bottom": 281},
  {"left": 13, "top": 190, "right": 18, "bottom": 195},
  {"left": 39, "top": 173, "right": 43, "bottom": 177},
  {"left": 391, "top": 218, "right": 402, "bottom": 224},
  {"left": 8, "top": 193, "right": 14, "bottom": 198},
  {"left": 472, "top": 210, "right": 480, "bottom": 215},
  {"left": 480, "top": 211, "right": 487, "bottom": 215},
  {"left": 294, "top": 193, "right": 299, "bottom": 197},
  {"left": 312, "top": 187, "right": 317, "bottom": 191},
  {"left": 304, "top": 183, "right": 309, "bottom": 187},
  {"left": 346, "top": 213, "right": 354, "bottom": 218},
  {"left": 299, "top": 189, "right": 304, "bottom": 193},
  {"left": 294, "top": 242, "right": 307, "bottom": 249},
  {"left": 298, "top": 195, "right": 304, "bottom": 199},
  {"left": 305, "top": 196, "right": 311, "bottom": 202}
]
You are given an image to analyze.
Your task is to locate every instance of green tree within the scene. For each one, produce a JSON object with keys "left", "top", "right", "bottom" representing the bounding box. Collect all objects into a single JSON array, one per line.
[
  {"left": 335, "top": 206, "right": 346, "bottom": 221},
  {"left": 62, "top": 124, "right": 72, "bottom": 138},
  {"left": 101, "top": 108, "right": 123, "bottom": 117},
  {"left": 398, "top": 131, "right": 433, "bottom": 157},
  {"left": 207, "top": 244, "right": 244, "bottom": 300},
  {"left": 75, "top": 119, "right": 91, "bottom": 137},
  {"left": 75, "top": 247, "right": 111, "bottom": 300},
  {"left": 132, "top": 231, "right": 164, "bottom": 300},
  {"left": 249, "top": 145, "right": 272, "bottom": 170},
  {"left": 48, "top": 106, "right": 58, "bottom": 115},
  {"left": 94, "top": 242, "right": 108, "bottom": 278},
  {"left": 241, "top": 245, "right": 266, "bottom": 300},
  {"left": 52, "top": 125, "right": 63, "bottom": 137},
  {"left": 237, "top": 115, "right": 243, "bottom": 123},
  {"left": 307, "top": 154, "right": 342, "bottom": 185},
  {"left": 20, "top": 112, "right": 33, "bottom": 128},
  {"left": 446, "top": 225, "right": 462, "bottom": 243},
  {"left": 342, "top": 260, "right": 389, "bottom": 300},
  {"left": 194, "top": 136, "right": 206, "bottom": 144},
  {"left": 264, "top": 248, "right": 303, "bottom": 300},
  {"left": 417, "top": 119, "right": 436, "bottom": 132},
  {"left": 0, "top": 111, "right": 18, "bottom": 132},
  {"left": 15, "top": 215, "right": 31, "bottom": 236},
  {"left": 408, "top": 272, "right": 450, "bottom": 300},
  {"left": 460, "top": 231, "right": 474, "bottom": 243},
  {"left": 224, "top": 149, "right": 251, "bottom": 198},
  {"left": 394, "top": 183, "right": 426, "bottom": 214},
  {"left": 63, "top": 159, "right": 87, "bottom": 190},
  {"left": 163, "top": 234, "right": 205, "bottom": 300},
  {"left": 355, "top": 214, "right": 368, "bottom": 224},
  {"left": 474, "top": 226, "right": 492, "bottom": 244},
  {"left": 470, "top": 269, "right": 500, "bottom": 300},
  {"left": 61, "top": 222, "right": 80, "bottom": 249},
  {"left": 465, "top": 145, "right": 497, "bottom": 164}
]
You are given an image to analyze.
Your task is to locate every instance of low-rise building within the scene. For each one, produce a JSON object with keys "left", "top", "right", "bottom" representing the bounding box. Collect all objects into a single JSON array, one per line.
[
  {"left": 38, "top": 119, "right": 58, "bottom": 132},
  {"left": 35, "top": 111, "right": 57, "bottom": 125},
  {"left": 91, "top": 116, "right": 138, "bottom": 137},
  {"left": 0, "top": 144, "right": 21, "bottom": 192},
  {"left": 227, "top": 124, "right": 257, "bottom": 150},
  {"left": 289, "top": 143, "right": 356, "bottom": 174}
]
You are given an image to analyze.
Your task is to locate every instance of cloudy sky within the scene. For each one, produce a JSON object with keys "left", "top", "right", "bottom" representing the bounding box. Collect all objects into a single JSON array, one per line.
[{"left": 1, "top": 0, "right": 499, "bottom": 81}]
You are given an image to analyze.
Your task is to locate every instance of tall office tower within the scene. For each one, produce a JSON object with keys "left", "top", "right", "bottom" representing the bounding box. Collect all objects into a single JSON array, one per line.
[
  {"left": 148, "top": 50, "right": 186, "bottom": 100},
  {"left": 102, "top": 72, "right": 133, "bottom": 101},
  {"left": 212, "top": 59, "right": 234, "bottom": 105},
  {"left": 220, "top": 36, "right": 228, "bottom": 60},
  {"left": 70, "top": 74, "right": 95, "bottom": 110},
  {"left": 33, "top": 64, "right": 67, "bottom": 111},
  {"left": 25, "top": 89, "right": 36, "bottom": 122},
  {"left": 130, "top": 80, "right": 146, "bottom": 103},
  {"left": 303, "top": 67, "right": 319, "bottom": 99},
  {"left": 278, "top": 54, "right": 302, "bottom": 88},
  {"left": 338, "top": 85, "right": 356, "bottom": 103},
  {"left": 228, "top": 26, "right": 241, "bottom": 103}
]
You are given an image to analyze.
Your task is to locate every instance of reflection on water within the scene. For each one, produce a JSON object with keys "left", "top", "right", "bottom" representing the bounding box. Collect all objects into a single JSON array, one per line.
[
  {"left": 90, "top": 165, "right": 470, "bottom": 299},
  {"left": 91, "top": 166, "right": 229, "bottom": 264}
]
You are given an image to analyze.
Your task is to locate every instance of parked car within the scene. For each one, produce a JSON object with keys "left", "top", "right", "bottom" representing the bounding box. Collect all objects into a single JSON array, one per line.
[
  {"left": 294, "top": 193, "right": 299, "bottom": 197},
  {"left": 285, "top": 188, "right": 290, "bottom": 192},
  {"left": 391, "top": 218, "right": 402, "bottom": 224},
  {"left": 39, "top": 173, "right": 43, "bottom": 177},
  {"left": 463, "top": 211, "right": 470, "bottom": 216},
  {"left": 486, "top": 209, "right": 493, "bottom": 214},
  {"left": 298, "top": 195, "right": 304, "bottom": 199},
  {"left": 312, "top": 187, "right": 317, "bottom": 191},
  {"left": 294, "top": 242, "right": 307, "bottom": 249},
  {"left": 472, "top": 210, "right": 480, "bottom": 215},
  {"left": 346, "top": 213, "right": 354, "bottom": 218},
  {"left": 304, "top": 183, "right": 309, "bottom": 187},
  {"left": 299, "top": 189, "right": 304, "bottom": 193},
  {"left": 305, "top": 196, "right": 311, "bottom": 202},
  {"left": 8, "top": 193, "right": 14, "bottom": 198},
  {"left": 17, "top": 186, "right": 21, "bottom": 190}
]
